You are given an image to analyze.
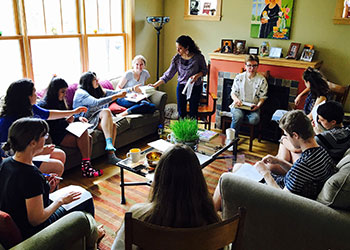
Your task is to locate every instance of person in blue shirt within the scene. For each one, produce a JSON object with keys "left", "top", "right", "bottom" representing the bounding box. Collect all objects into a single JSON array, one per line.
[
  {"left": 0, "top": 79, "right": 87, "bottom": 177},
  {"left": 73, "top": 71, "right": 126, "bottom": 165}
]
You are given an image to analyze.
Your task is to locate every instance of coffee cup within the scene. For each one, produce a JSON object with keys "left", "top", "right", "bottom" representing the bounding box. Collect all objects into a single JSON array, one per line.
[
  {"left": 167, "top": 132, "right": 176, "bottom": 144},
  {"left": 226, "top": 128, "right": 236, "bottom": 141},
  {"left": 127, "top": 148, "right": 141, "bottom": 163}
]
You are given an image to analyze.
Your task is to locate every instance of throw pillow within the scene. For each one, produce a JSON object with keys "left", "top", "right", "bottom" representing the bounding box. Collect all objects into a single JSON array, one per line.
[
  {"left": 99, "top": 80, "right": 114, "bottom": 90},
  {"left": 65, "top": 83, "right": 79, "bottom": 109},
  {"left": 0, "top": 211, "right": 22, "bottom": 248},
  {"left": 317, "top": 154, "right": 350, "bottom": 210},
  {"left": 109, "top": 102, "right": 127, "bottom": 114}
]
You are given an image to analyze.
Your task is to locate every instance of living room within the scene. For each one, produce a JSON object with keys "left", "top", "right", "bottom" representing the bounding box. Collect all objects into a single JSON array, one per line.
[{"left": 1, "top": 0, "right": 350, "bottom": 249}]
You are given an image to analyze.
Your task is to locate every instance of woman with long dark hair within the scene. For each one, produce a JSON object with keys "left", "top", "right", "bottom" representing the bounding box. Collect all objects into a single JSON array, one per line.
[
  {"left": 111, "top": 145, "right": 220, "bottom": 249},
  {"left": 294, "top": 67, "right": 330, "bottom": 119},
  {"left": 72, "top": 71, "right": 126, "bottom": 165},
  {"left": 38, "top": 77, "right": 101, "bottom": 178},
  {"left": 0, "top": 118, "right": 101, "bottom": 241},
  {"left": 151, "top": 35, "right": 207, "bottom": 119},
  {"left": 0, "top": 79, "right": 87, "bottom": 177}
]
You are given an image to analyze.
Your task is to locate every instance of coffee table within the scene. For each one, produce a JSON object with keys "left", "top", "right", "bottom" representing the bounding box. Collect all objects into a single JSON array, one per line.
[{"left": 116, "top": 134, "right": 238, "bottom": 204}]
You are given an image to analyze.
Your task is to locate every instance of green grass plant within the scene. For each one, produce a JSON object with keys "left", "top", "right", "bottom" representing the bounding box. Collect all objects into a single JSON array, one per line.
[{"left": 170, "top": 118, "right": 199, "bottom": 142}]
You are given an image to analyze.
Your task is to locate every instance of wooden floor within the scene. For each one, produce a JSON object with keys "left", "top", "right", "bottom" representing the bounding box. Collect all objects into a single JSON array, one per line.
[{"left": 60, "top": 130, "right": 279, "bottom": 189}]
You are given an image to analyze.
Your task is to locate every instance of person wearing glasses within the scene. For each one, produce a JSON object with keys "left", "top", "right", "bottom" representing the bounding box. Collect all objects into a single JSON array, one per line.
[{"left": 229, "top": 55, "right": 268, "bottom": 138}]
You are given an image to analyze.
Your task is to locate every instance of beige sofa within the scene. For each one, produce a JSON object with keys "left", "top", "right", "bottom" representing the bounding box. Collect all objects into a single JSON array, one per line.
[
  {"left": 220, "top": 149, "right": 350, "bottom": 250},
  {"left": 60, "top": 90, "right": 167, "bottom": 170}
]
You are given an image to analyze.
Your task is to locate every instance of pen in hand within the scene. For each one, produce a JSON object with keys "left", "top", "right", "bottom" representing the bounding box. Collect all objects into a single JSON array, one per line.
[{"left": 42, "top": 173, "right": 63, "bottom": 180}]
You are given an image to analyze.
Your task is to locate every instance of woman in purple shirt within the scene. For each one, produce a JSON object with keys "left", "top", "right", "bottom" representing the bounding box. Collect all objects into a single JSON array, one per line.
[{"left": 151, "top": 35, "right": 207, "bottom": 119}]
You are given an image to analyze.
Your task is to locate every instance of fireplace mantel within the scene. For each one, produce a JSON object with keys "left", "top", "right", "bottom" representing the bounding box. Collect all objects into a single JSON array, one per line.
[
  {"left": 208, "top": 53, "right": 322, "bottom": 69},
  {"left": 208, "top": 53, "right": 323, "bottom": 113}
]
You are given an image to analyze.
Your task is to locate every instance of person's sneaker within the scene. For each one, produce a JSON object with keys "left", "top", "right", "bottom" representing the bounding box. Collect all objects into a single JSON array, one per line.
[{"left": 108, "top": 153, "right": 122, "bottom": 165}]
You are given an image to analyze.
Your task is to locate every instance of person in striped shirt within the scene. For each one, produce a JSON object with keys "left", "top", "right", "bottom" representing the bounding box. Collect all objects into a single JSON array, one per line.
[{"left": 255, "top": 110, "right": 335, "bottom": 199}]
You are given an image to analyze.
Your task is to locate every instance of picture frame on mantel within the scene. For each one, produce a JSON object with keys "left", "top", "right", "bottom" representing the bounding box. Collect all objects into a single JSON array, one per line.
[
  {"left": 285, "top": 42, "right": 300, "bottom": 59},
  {"left": 184, "top": 0, "right": 222, "bottom": 21}
]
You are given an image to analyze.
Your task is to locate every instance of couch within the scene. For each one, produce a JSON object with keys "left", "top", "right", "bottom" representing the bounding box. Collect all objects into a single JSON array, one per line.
[
  {"left": 0, "top": 211, "right": 98, "bottom": 250},
  {"left": 219, "top": 148, "right": 350, "bottom": 250},
  {"left": 57, "top": 80, "right": 168, "bottom": 170}
]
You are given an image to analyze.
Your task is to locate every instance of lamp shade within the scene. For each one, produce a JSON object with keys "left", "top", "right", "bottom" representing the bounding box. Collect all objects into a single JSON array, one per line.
[{"left": 146, "top": 16, "right": 170, "bottom": 30}]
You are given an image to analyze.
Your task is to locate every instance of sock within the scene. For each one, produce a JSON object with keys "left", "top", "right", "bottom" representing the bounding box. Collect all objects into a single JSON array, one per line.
[
  {"left": 108, "top": 153, "right": 122, "bottom": 165},
  {"left": 82, "top": 158, "right": 90, "bottom": 162},
  {"left": 105, "top": 137, "right": 116, "bottom": 151}
]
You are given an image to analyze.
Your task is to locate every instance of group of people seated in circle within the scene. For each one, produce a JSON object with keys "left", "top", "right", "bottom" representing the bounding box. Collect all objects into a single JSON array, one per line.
[{"left": 1, "top": 33, "right": 349, "bottom": 248}]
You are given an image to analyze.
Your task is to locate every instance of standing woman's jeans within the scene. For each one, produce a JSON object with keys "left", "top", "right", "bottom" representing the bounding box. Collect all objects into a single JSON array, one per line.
[{"left": 176, "top": 83, "right": 202, "bottom": 119}]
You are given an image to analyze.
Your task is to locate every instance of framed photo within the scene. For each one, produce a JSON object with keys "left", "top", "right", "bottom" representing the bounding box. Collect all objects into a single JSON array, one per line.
[
  {"left": 300, "top": 49, "right": 315, "bottom": 62},
  {"left": 234, "top": 40, "right": 246, "bottom": 54},
  {"left": 220, "top": 39, "right": 233, "bottom": 53},
  {"left": 248, "top": 47, "right": 259, "bottom": 55},
  {"left": 303, "top": 44, "right": 314, "bottom": 50},
  {"left": 269, "top": 47, "right": 282, "bottom": 58},
  {"left": 285, "top": 42, "right": 300, "bottom": 59}
]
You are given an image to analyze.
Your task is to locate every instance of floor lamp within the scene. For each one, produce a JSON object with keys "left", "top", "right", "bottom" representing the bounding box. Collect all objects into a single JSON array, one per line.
[{"left": 146, "top": 16, "right": 170, "bottom": 80}]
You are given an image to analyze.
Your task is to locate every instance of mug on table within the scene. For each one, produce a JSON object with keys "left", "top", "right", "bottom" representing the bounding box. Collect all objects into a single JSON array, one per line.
[{"left": 127, "top": 148, "right": 141, "bottom": 163}]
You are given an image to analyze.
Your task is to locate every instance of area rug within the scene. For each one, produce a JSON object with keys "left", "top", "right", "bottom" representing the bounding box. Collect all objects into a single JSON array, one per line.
[{"left": 91, "top": 153, "right": 261, "bottom": 249}]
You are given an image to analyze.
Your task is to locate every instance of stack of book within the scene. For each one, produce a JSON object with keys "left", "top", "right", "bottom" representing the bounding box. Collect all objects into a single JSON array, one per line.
[{"left": 198, "top": 129, "right": 218, "bottom": 142}]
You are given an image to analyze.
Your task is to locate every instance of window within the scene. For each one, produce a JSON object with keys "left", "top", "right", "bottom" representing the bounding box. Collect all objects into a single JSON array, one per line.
[{"left": 0, "top": 0, "right": 133, "bottom": 96}]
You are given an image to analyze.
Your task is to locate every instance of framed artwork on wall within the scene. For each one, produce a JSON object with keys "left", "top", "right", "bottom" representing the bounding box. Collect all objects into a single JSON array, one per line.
[
  {"left": 250, "top": 0, "right": 294, "bottom": 40},
  {"left": 285, "top": 42, "right": 300, "bottom": 59},
  {"left": 184, "top": 0, "right": 222, "bottom": 21},
  {"left": 220, "top": 39, "right": 233, "bottom": 53}
]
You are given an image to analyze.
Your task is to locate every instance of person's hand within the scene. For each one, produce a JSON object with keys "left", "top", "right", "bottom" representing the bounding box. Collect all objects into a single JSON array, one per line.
[
  {"left": 59, "top": 191, "right": 81, "bottom": 205},
  {"left": 294, "top": 95, "right": 301, "bottom": 106},
  {"left": 251, "top": 104, "right": 260, "bottom": 112},
  {"left": 233, "top": 99, "right": 242, "bottom": 107},
  {"left": 189, "top": 74, "right": 200, "bottom": 84},
  {"left": 116, "top": 91, "right": 127, "bottom": 99},
  {"left": 133, "top": 84, "right": 142, "bottom": 94},
  {"left": 40, "top": 144, "right": 55, "bottom": 155},
  {"left": 254, "top": 161, "right": 271, "bottom": 176},
  {"left": 79, "top": 117, "right": 88, "bottom": 123},
  {"left": 66, "top": 115, "right": 74, "bottom": 123},
  {"left": 46, "top": 173, "right": 60, "bottom": 193},
  {"left": 261, "top": 18, "right": 268, "bottom": 24},
  {"left": 262, "top": 154, "right": 280, "bottom": 165},
  {"left": 74, "top": 106, "right": 88, "bottom": 114}
]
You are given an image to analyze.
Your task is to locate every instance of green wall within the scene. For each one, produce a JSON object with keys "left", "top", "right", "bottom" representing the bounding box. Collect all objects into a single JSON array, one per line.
[{"left": 136, "top": 0, "right": 350, "bottom": 111}]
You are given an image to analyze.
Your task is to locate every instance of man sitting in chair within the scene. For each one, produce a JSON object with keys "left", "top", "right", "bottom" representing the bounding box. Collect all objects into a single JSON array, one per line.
[
  {"left": 274, "top": 101, "right": 350, "bottom": 174},
  {"left": 229, "top": 55, "right": 268, "bottom": 138}
]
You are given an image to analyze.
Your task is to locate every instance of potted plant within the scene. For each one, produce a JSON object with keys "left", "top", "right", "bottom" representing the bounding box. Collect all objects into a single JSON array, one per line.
[{"left": 170, "top": 118, "right": 199, "bottom": 149}]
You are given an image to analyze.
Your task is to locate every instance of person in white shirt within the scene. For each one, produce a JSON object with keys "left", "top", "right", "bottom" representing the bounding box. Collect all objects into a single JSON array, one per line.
[{"left": 230, "top": 55, "right": 268, "bottom": 137}]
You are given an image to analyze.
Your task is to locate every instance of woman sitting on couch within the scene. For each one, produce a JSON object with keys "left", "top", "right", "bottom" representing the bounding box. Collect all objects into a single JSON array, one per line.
[
  {"left": 116, "top": 55, "right": 156, "bottom": 117},
  {"left": 38, "top": 76, "right": 101, "bottom": 178},
  {"left": 0, "top": 79, "right": 87, "bottom": 177},
  {"left": 0, "top": 118, "right": 102, "bottom": 240},
  {"left": 73, "top": 71, "right": 126, "bottom": 165}
]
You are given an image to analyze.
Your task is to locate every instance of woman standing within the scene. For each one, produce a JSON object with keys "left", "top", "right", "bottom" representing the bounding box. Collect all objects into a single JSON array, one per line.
[
  {"left": 0, "top": 118, "right": 98, "bottom": 240},
  {"left": 0, "top": 79, "right": 87, "bottom": 177},
  {"left": 38, "top": 77, "right": 101, "bottom": 178},
  {"left": 116, "top": 55, "right": 156, "bottom": 117},
  {"left": 73, "top": 71, "right": 126, "bottom": 165},
  {"left": 151, "top": 35, "right": 207, "bottom": 119},
  {"left": 111, "top": 145, "right": 220, "bottom": 249}
]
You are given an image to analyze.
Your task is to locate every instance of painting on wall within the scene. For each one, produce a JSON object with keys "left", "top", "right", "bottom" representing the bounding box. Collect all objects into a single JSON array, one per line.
[{"left": 250, "top": 0, "right": 294, "bottom": 40}]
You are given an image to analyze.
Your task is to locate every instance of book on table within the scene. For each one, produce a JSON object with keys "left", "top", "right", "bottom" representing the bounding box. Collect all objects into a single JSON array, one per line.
[{"left": 198, "top": 129, "right": 219, "bottom": 142}]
